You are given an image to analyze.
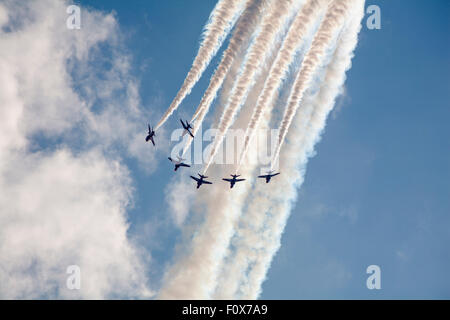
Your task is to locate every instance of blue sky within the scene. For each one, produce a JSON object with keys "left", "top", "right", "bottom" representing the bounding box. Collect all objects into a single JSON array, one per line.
[{"left": 74, "top": 0, "right": 450, "bottom": 299}]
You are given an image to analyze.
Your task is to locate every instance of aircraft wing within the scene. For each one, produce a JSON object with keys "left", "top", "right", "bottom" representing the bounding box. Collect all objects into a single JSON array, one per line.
[
  {"left": 190, "top": 176, "right": 200, "bottom": 182},
  {"left": 179, "top": 163, "right": 190, "bottom": 168},
  {"left": 258, "top": 175, "right": 268, "bottom": 178},
  {"left": 236, "top": 178, "right": 245, "bottom": 182},
  {"left": 150, "top": 137, "right": 155, "bottom": 146},
  {"left": 203, "top": 180, "right": 212, "bottom": 185},
  {"left": 271, "top": 173, "right": 280, "bottom": 177},
  {"left": 188, "top": 130, "right": 194, "bottom": 138}
]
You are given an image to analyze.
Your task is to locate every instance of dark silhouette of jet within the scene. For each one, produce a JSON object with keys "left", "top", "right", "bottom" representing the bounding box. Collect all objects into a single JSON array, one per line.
[
  {"left": 168, "top": 156, "right": 191, "bottom": 171},
  {"left": 222, "top": 174, "right": 246, "bottom": 189},
  {"left": 180, "top": 119, "right": 194, "bottom": 138},
  {"left": 190, "top": 173, "right": 213, "bottom": 189},
  {"left": 258, "top": 171, "right": 280, "bottom": 183},
  {"left": 145, "top": 124, "right": 156, "bottom": 146}
]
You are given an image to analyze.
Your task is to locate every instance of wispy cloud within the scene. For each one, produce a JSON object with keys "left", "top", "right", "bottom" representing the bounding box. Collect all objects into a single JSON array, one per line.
[{"left": 0, "top": 0, "right": 153, "bottom": 298}]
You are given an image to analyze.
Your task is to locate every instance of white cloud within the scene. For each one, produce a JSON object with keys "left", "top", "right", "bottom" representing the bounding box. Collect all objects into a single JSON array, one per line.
[
  {"left": 0, "top": 0, "right": 154, "bottom": 298},
  {"left": 0, "top": 3, "right": 8, "bottom": 28},
  {"left": 165, "top": 173, "right": 196, "bottom": 228},
  {"left": 0, "top": 149, "right": 152, "bottom": 299}
]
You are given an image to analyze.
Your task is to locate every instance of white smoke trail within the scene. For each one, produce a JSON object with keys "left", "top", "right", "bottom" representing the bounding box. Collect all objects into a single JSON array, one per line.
[
  {"left": 157, "top": 16, "right": 288, "bottom": 300},
  {"left": 202, "top": 0, "right": 297, "bottom": 173},
  {"left": 271, "top": 0, "right": 352, "bottom": 167},
  {"left": 212, "top": 0, "right": 326, "bottom": 297},
  {"left": 219, "top": 0, "right": 365, "bottom": 299},
  {"left": 237, "top": 0, "right": 328, "bottom": 171},
  {"left": 214, "top": 0, "right": 331, "bottom": 299},
  {"left": 155, "top": 0, "right": 245, "bottom": 131},
  {"left": 181, "top": 0, "right": 268, "bottom": 156}
]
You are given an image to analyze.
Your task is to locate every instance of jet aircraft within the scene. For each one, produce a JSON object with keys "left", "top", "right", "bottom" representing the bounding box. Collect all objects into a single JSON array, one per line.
[
  {"left": 168, "top": 156, "right": 191, "bottom": 171},
  {"left": 258, "top": 171, "right": 280, "bottom": 183},
  {"left": 190, "top": 173, "right": 213, "bottom": 189},
  {"left": 222, "top": 174, "right": 245, "bottom": 189},
  {"left": 180, "top": 119, "right": 194, "bottom": 138},
  {"left": 145, "top": 124, "right": 156, "bottom": 146}
]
